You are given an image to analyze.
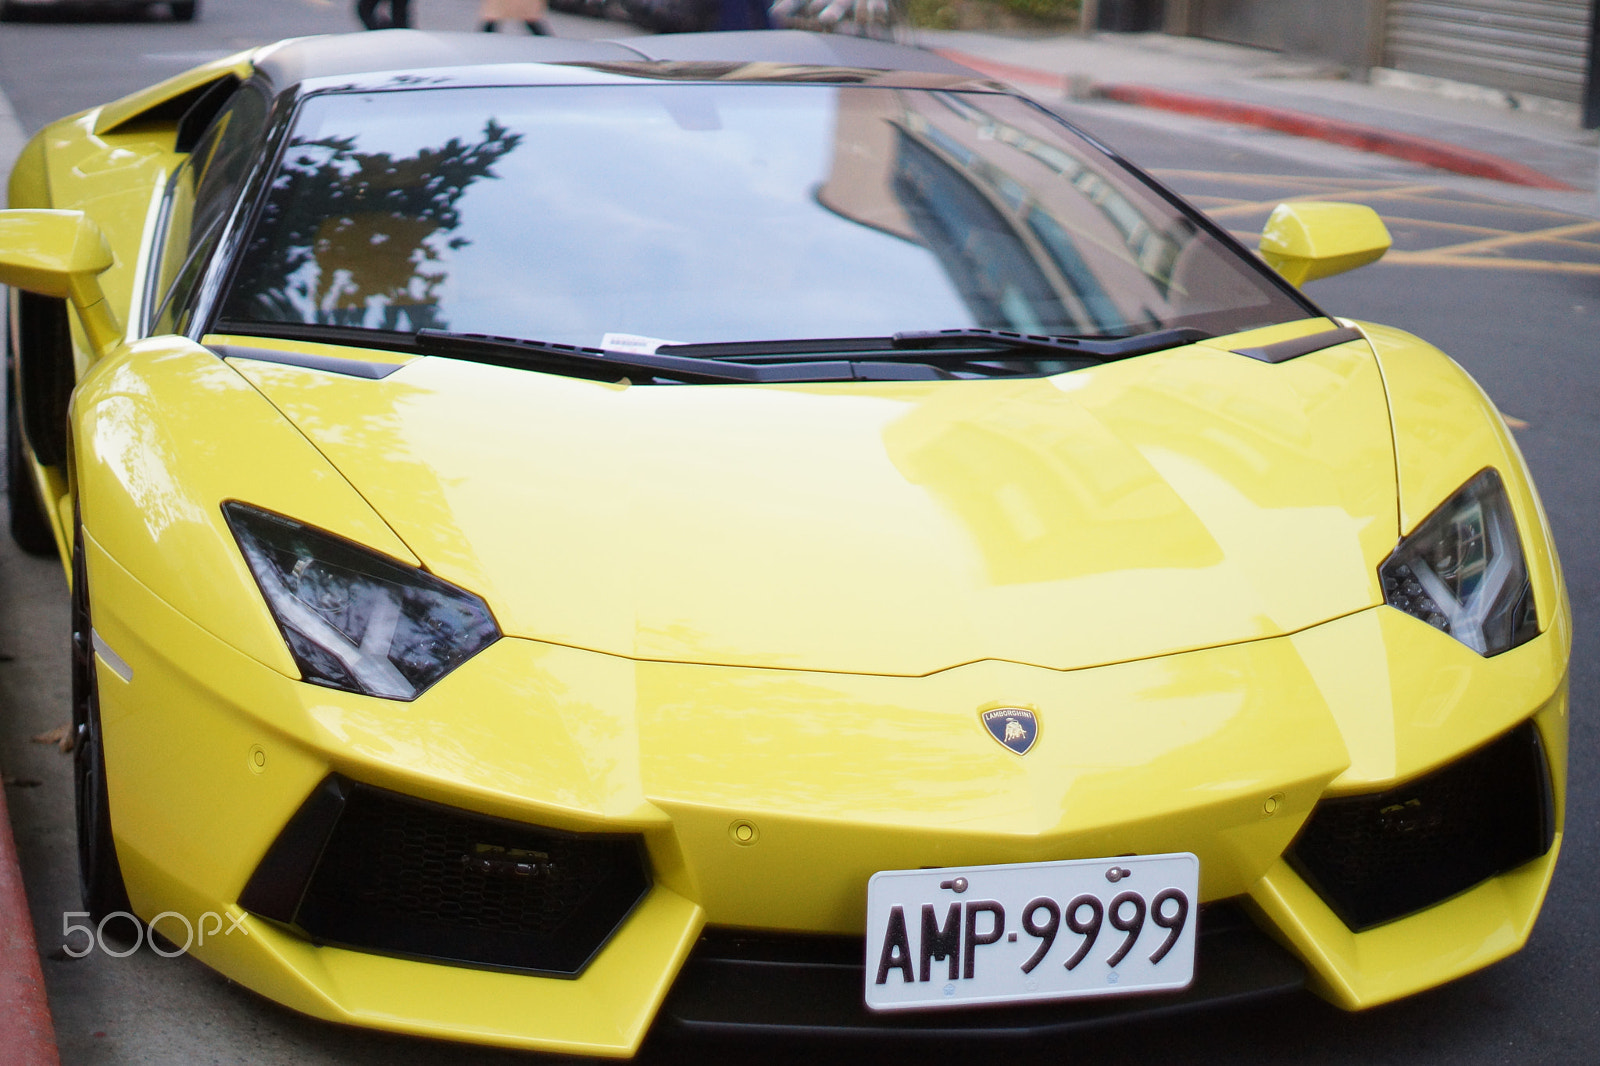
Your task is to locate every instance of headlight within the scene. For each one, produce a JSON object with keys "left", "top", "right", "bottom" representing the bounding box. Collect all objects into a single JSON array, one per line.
[
  {"left": 1379, "top": 468, "right": 1537, "bottom": 656},
  {"left": 224, "top": 503, "right": 499, "bottom": 699}
]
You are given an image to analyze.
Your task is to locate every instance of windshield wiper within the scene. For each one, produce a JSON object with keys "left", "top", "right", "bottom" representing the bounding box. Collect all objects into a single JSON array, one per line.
[
  {"left": 214, "top": 321, "right": 1207, "bottom": 384},
  {"left": 417, "top": 329, "right": 766, "bottom": 383},
  {"left": 888, "top": 327, "right": 1213, "bottom": 360},
  {"left": 423, "top": 327, "right": 1211, "bottom": 382},
  {"left": 212, "top": 322, "right": 954, "bottom": 383},
  {"left": 417, "top": 330, "right": 955, "bottom": 384},
  {"left": 657, "top": 327, "right": 1211, "bottom": 364}
]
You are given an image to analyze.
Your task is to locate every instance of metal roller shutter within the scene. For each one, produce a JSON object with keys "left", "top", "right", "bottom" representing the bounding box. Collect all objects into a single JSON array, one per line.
[{"left": 1384, "top": 0, "right": 1593, "bottom": 103}]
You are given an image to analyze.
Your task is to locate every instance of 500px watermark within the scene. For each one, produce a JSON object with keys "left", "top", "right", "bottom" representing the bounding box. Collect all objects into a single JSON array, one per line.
[{"left": 62, "top": 910, "right": 249, "bottom": 958}]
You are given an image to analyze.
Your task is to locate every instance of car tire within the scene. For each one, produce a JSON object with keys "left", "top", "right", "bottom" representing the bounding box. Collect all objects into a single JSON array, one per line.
[
  {"left": 169, "top": 1, "right": 197, "bottom": 21},
  {"left": 6, "top": 365, "right": 57, "bottom": 557},
  {"left": 71, "top": 523, "right": 134, "bottom": 926}
]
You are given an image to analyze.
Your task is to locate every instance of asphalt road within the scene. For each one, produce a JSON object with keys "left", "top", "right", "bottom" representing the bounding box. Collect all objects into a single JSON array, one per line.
[{"left": 1, "top": 3, "right": 1596, "bottom": 1064}]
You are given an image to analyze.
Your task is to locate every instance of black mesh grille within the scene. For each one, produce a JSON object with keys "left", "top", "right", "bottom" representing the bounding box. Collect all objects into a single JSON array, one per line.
[
  {"left": 242, "top": 777, "right": 650, "bottom": 975},
  {"left": 1288, "top": 720, "right": 1553, "bottom": 932}
]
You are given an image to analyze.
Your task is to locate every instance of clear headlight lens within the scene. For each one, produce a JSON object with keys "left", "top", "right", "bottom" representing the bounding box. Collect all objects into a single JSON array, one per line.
[
  {"left": 224, "top": 503, "right": 499, "bottom": 699},
  {"left": 1379, "top": 468, "right": 1538, "bottom": 656}
]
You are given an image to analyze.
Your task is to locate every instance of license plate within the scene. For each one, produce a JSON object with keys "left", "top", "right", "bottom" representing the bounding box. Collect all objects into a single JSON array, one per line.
[{"left": 864, "top": 853, "right": 1199, "bottom": 1011}]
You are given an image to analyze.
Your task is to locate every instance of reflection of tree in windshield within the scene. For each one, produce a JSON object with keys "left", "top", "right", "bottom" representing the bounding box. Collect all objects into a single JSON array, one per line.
[{"left": 227, "top": 121, "right": 522, "bottom": 332}]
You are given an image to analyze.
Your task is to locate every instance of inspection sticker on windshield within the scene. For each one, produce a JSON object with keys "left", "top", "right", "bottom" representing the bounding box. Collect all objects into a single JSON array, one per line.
[
  {"left": 600, "top": 332, "right": 682, "bottom": 355},
  {"left": 864, "top": 853, "right": 1198, "bottom": 1011}
]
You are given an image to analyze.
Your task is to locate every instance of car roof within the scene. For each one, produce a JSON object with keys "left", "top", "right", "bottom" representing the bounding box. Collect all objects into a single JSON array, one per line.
[{"left": 251, "top": 29, "right": 983, "bottom": 92}]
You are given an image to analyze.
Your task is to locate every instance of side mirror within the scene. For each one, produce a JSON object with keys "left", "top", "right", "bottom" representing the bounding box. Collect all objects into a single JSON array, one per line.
[
  {"left": 1258, "top": 202, "right": 1391, "bottom": 287},
  {"left": 0, "top": 209, "right": 123, "bottom": 356}
]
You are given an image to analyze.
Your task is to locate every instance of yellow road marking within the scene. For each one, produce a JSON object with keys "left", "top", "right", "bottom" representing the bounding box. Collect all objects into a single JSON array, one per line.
[
  {"left": 1371, "top": 216, "right": 1515, "bottom": 237},
  {"left": 1167, "top": 170, "right": 1599, "bottom": 274},
  {"left": 1222, "top": 232, "right": 1600, "bottom": 274},
  {"left": 1150, "top": 170, "right": 1410, "bottom": 189},
  {"left": 1155, "top": 171, "right": 1586, "bottom": 222},
  {"left": 1355, "top": 215, "right": 1600, "bottom": 252},
  {"left": 1381, "top": 252, "right": 1600, "bottom": 275},
  {"left": 1410, "top": 220, "right": 1600, "bottom": 257},
  {"left": 1202, "top": 185, "right": 1448, "bottom": 219},
  {"left": 1386, "top": 200, "right": 1582, "bottom": 222}
]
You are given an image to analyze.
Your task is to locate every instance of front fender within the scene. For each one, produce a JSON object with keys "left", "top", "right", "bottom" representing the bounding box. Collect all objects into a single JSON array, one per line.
[
  {"left": 1360, "top": 321, "right": 1570, "bottom": 665},
  {"left": 72, "top": 337, "right": 424, "bottom": 677}
]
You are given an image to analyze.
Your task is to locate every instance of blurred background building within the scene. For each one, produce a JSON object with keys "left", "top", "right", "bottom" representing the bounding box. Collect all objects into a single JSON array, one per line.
[{"left": 1087, "top": 0, "right": 1599, "bottom": 129}]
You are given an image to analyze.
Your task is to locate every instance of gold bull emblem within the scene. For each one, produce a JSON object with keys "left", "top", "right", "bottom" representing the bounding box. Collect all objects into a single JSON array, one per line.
[{"left": 1003, "top": 718, "right": 1026, "bottom": 744}]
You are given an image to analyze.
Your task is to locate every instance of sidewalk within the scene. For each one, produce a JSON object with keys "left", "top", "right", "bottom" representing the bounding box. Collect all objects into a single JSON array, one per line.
[{"left": 911, "top": 27, "right": 1600, "bottom": 206}]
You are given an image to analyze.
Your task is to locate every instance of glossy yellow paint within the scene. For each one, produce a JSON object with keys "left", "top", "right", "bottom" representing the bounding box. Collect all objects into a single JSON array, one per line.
[
  {"left": 74, "top": 338, "right": 423, "bottom": 678},
  {"left": 0, "top": 209, "right": 122, "bottom": 354},
  {"left": 91, "top": 49, "right": 255, "bottom": 137},
  {"left": 7, "top": 47, "right": 1572, "bottom": 1049},
  {"left": 36, "top": 112, "right": 179, "bottom": 348},
  {"left": 234, "top": 890, "right": 702, "bottom": 1057},
  {"left": 1291, "top": 606, "right": 1569, "bottom": 793},
  {"left": 80, "top": 434, "right": 1569, "bottom": 1048},
  {"left": 0, "top": 209, "right": 113, "bottom": 299},
  {"left": 4, "top": 71, "right": 201, "bottom": 566},
  {"left": 4, "top": 55, "right": 209, "bottom": 377},
  {"left": 1247, "top": 692, "right": 1565, "bottom": 1009},
  {"left": 221, "top": 326, "right": 1397, "bottom": 677},
  {"left": 1258, "top": 202, "right": 1392, "bottom": 286},
  {"left": 1361, "top": 321, "right": 1568, "bottom": 646}
]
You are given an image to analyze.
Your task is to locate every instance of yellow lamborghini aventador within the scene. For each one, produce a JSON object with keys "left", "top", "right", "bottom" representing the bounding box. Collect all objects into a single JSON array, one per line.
[{"left": 0, "top": 29, "right": 1569, "bottom": 1057}]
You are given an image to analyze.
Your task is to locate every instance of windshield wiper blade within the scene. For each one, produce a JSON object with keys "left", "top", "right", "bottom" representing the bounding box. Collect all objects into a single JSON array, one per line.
[
  {"left": 218, "top": 322, "right": 1196, "bottom": 383},
  {"left": 890, "top": 327, "right": 1213, "bottom": 360},
  {"left": 215, "top": 323, "right": 952, "bottom": 383},
  {"left": 658, "top": 327, "right": 1212, "bottom": 365},
  {"left": 414, "top": 329, "right": 903, "bottom": 384},
  {"left": 417, "top": 330, "right": 951, "bottom": 384}
]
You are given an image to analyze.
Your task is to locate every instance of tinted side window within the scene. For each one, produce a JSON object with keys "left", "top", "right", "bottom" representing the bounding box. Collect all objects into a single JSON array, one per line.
[
  {"left": 150, "top": 82, "right": 272, "bottom": 335},
  {"left": 189, "top": 83, "right": 270, "bottom": 245}
]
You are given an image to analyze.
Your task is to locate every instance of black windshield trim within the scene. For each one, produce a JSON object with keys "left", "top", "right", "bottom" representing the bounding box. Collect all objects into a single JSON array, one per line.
[
  {"left": 213, "top": 323, "right": 955, "bottom": 384},
  {"left": 213, "top": 321, "right": 1226, "bottom": 383},
  {"left": 891, "top": 326, "right": 1213, "bottom": 360},
  {"left": 658, "top": 327, "right": 1211, "bottom": 363},
  {"left": 213, "top": 343, "right": 406, "bottom": 379},
  {"left": 1231, "top": 325, "right": 1365, "bottom": 364}
]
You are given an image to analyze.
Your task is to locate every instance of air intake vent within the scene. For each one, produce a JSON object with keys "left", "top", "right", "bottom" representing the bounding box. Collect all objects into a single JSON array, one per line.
[
  {"left": 1288, "top": 720, "right": 1553, "bottom": 932},
  {"left": 240, "top": 776, "right": 650, "bottom": 975}
]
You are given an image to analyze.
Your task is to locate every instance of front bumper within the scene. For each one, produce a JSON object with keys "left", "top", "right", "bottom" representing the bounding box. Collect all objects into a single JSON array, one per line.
[
  {"left": 657, "top": 901, "right": 1307, "bottom": 1039},
  {"left": 84, "top": 529, "right": 1568, "bottom": 1054}
]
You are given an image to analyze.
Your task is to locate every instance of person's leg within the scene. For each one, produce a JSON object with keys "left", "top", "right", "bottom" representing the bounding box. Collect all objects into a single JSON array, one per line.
[
  {"left": 356, "top": 0, "right": 381, "bottom": 29},
  {"left": 526, "top": 19, "right": 552, "bottom": 33},
  {"left": 391, "top": 0, "right": 411, "bottom": 26}
]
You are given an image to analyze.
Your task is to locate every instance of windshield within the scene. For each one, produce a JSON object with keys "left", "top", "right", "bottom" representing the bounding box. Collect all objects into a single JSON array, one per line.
[{"left": 218, "top": 80, "right": 1308, "bottom": 350}]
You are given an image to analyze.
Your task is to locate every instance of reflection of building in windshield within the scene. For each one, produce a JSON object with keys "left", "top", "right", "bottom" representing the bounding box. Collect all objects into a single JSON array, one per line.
[{"left": 816, "top": 89, "right": 1203, "bottom": 337}]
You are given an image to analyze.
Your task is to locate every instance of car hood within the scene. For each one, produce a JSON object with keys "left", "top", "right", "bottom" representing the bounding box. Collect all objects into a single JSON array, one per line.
[{"left": 225, "top": 323, "right": 1398, "bottom": 676}]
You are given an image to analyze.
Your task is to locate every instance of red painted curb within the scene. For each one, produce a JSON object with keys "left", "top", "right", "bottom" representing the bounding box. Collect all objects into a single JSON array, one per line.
[
  {"left": 937, "top": 47, "right": 1066, "bottom": 90},
  {"left": 1095, "top": 83, "right": 1578, "bottom": 191},
  {"left": 933, "top": 48, "right": 1578, "bottom": 192},
  {"left": 0, "top": 787, "right": 60, "bottom": 1066}
]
